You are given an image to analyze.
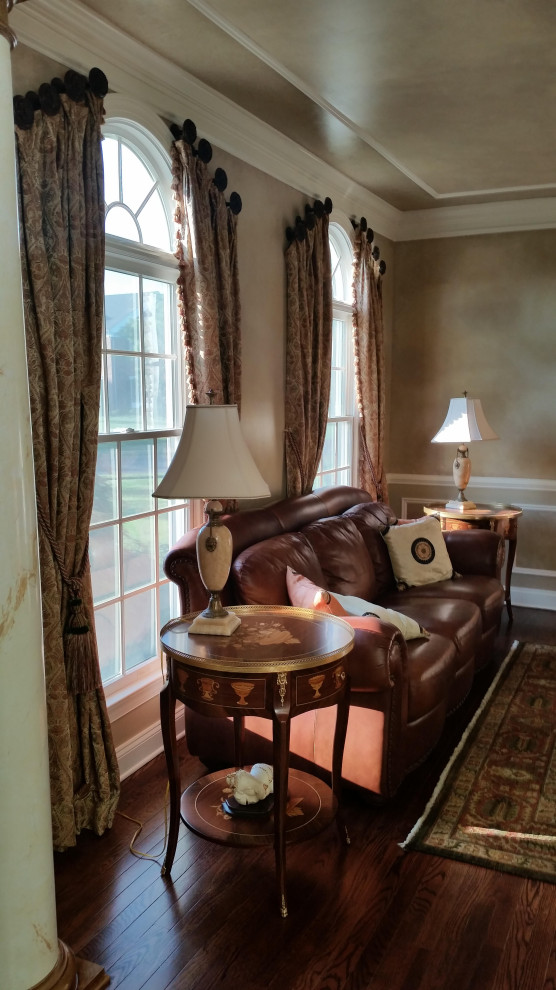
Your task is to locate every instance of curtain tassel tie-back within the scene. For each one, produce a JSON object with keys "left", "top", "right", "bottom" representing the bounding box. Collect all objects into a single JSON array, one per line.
[
  {"left": 37, "top": 502, "right": 101, "bottom": 695},
  {"left": 64, "top": 577, "right": 102, "bottom": 695}
]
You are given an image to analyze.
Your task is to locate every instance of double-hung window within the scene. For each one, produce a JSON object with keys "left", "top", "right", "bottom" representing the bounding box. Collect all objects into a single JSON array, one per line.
[
  {"left": 90, "top": 122, "right": 198, "bottom": 696},
  {"left": 314, "top": 222, "right": 357, "bottom": 488}
]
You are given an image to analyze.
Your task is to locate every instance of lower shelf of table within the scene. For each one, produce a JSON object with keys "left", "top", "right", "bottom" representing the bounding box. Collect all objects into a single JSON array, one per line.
[{"left": 181, "top": 767, "right": 337, "bottom": 847}]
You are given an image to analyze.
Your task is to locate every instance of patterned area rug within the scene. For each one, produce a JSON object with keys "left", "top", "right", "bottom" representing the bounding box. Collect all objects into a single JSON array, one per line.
[{"left": 402, "top": 642, "right": 556, "bottom": 883}]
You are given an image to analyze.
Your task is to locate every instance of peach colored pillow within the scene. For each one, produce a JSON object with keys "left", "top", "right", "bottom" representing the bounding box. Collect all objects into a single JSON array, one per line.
[{"left": 285, "top": 567, "right": 337, "bottom": 613}]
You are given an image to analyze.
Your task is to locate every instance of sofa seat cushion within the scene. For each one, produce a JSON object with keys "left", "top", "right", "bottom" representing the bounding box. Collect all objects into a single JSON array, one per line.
[
  {"left": 382, "top": 597, "right": 481, "bottom": 712},
  {"left": 380, "top": 576, "right": 504, "bottom": 637}
]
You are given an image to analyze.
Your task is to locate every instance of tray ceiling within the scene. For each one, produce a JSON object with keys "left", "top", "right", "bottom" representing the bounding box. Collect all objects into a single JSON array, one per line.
[{"left": 72, "top": 0, "right": 556, "bottom": 212}]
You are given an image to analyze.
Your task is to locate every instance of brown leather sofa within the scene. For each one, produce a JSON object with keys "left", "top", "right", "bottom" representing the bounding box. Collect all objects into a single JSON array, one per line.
[{"left": 164, "top": 486, "right": 505, "bottom": 800}]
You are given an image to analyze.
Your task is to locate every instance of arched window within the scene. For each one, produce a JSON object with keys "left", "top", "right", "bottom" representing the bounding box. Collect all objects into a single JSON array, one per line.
[
  {"left": 89, "top": 115, "right": 200, "bottom": 693},
  {"left": 314, "top": 221, "right": 357, "bottom": 488}
]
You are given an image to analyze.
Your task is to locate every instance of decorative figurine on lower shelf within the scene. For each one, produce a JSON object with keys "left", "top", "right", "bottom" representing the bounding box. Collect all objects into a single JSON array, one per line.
[{"left": 225, "top": 763, "right": 274, "bottom": 806}]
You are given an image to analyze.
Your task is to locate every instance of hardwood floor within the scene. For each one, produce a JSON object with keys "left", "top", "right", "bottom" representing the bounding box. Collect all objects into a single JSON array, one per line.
[{"left": 55, "top": 608, "right": 556, "bottom": 990}]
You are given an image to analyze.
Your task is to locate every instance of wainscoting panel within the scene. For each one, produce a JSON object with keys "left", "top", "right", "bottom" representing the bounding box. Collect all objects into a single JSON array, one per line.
[
  {"left": 116, "top": 706, "right": 185, "bottom": 781},
  {"left": 386, "top": 474, "right": 556, "bottom": 612}
]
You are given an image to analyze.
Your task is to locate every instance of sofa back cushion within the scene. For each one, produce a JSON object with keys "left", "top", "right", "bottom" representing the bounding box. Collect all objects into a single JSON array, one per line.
[
  {"left": 342, "top": 503, "right": 398, "bottom": 599},
  {"left": 301, "top": 516, "right": 377, "bottom": 600},
  {"left": 232, "top": 532, "right": 325, "bottom": 605}
]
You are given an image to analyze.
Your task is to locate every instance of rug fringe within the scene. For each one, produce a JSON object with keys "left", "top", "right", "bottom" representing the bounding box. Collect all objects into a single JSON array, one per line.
[{"left": 400, "top": 640, "right": 521, "bottom": 850}]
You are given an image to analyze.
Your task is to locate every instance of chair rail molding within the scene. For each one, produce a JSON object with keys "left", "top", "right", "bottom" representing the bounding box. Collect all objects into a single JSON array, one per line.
[
  {"left": 387, "top": 473, "right": 556, "bottom": 493},
  {"left": 393, "top": 480, "right": 556, "bottom": 614}
]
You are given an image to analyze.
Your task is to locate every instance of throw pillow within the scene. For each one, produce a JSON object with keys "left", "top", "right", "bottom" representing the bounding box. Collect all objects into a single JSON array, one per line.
[
  {"left": 285, "top": 567, "right": 428, "bottom": 640},
  {"left": 382, "top": 516, "right": 454, "bottom": 590},
  {"left": 321, "top": 590, "right": 429, "bottom": 640},
  {"left": 285, "top": 567, "right": 334, "bottom": 613}
]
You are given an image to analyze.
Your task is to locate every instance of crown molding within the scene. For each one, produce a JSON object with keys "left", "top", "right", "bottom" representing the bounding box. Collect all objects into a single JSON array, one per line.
[
  {"left": 10, "top": 0, "right": 402, "bottom": 241},
  {"left": 11, "top": 0, "right": 556, "bottom": 242},
  {"left": 398, "top": 197, "right": 556, "bottom": 241}
]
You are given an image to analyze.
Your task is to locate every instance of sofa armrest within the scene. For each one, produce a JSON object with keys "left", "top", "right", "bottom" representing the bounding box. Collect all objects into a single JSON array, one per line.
[
  {"left": 342, "top": 616, "right": 406, "bottom": 694},
  {"left": 443, "top": 529, "right": 504, "bottom": 579},
  {"left": 164, "top": 530, "right": 208, "bottom": 615}
]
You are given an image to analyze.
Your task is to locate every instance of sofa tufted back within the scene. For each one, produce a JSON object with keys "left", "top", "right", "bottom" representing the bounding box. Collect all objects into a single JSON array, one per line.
[
  {"left": 231, "top": 502, "right": 400, "bottom": 606},
  {"left": 164, "top": 485, "right": 390, "bottom": 614}
]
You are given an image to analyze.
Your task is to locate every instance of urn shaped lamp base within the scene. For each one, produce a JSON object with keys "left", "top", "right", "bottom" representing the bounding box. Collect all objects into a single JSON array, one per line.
[
  {"left": 189, "top": 500, "right": 240, "bottom": 636},
  {"left": 445, "top": 445, "right": 476, "bottom": 511}
]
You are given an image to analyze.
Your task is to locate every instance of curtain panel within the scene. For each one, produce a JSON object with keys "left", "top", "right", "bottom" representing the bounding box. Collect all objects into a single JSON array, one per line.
[
  {"left": 171, "top": 139, "right": 241, "bottom": 407},
  {"left": 352, "top": 224, "right": 388, "bottom": 502},
  {"left": 284, "top": 207, "right": 333, "bottom": 496},
  {"left": 15, "top": 78, "right": 120, "bottom": 850}
]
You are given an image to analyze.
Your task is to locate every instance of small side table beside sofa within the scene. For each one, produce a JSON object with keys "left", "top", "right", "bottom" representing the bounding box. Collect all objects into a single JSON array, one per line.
[
  {"left": 159, "top": 604, "right": 354, "bottom": 918},
  {"left": 423, "top": 502, "right": 523, "bottom": 622}
]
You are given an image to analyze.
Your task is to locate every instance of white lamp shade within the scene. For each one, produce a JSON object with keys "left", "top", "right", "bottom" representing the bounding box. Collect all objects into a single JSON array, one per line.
[
  {"left": 153, "top": 404, "right": 271, "bottom": 500},
  {"left": 431, "top": 397, "right": 499, "bottom": 444}
]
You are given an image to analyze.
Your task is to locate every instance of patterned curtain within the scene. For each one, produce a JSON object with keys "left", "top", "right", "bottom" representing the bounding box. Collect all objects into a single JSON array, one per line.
[
  {"left": 352, "top": 221, "right": 388, "bottom": 502},
  {"left": 284, "top": 200, "right": 333, "bottom": 496},
  {"left": 171, "top": 127, "right": 241, "bottom": 407},
  {"left": 14, "top": 70, "right": 120, "bottom": 850}
]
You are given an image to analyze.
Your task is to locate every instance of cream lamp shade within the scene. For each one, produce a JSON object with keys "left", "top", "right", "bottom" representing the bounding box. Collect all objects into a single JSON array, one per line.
[
  {"left": 431, "top": 393, "right": 498, "bottom": 511},
  {"left": 154, "top": 404, "right": 271, "bottom": 635}
]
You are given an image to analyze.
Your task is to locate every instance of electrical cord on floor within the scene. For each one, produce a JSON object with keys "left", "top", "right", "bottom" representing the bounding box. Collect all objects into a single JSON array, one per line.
[
  {"left": 116, "top": 780, "right": 170, "bottom": 863},
  {"left": 115, "top": 650, "right": 170, "bottom": 863}
]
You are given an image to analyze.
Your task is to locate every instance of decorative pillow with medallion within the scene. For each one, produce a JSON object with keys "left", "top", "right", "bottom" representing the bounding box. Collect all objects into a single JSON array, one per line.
[{"left": 382, "top": 516, "right": 454, "bottom": 589}]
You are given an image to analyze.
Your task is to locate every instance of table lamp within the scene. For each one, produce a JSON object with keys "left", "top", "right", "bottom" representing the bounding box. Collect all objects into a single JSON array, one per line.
[
  {"left": 431, "top": 392, "right": 498, "bottom": 511},
  {"left": 154, "top": 402, "right": 270, "bottom": 635}
]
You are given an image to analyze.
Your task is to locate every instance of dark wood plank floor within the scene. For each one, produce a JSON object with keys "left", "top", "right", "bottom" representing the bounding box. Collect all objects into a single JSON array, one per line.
[{"left": 55, "top": 608, "right": 556, "bottom": 990}]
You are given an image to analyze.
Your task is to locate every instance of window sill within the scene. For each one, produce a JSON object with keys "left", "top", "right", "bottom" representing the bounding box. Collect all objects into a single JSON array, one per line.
[{"left": 104, "top": 657, "right": 165, "bottom": 722}]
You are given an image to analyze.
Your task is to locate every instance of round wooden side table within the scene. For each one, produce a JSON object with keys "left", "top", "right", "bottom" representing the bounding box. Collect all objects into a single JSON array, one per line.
[
  {"left": 423, "top": 502, "right": 523, "bottom": 622},
  {"left": 159, "top": 604, "right": 354, "bottom": 918}
]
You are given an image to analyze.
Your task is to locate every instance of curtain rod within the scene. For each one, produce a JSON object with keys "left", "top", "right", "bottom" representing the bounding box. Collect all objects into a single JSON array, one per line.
[
  {"left": 170, "top": 117, "right": 242, "bottom": 214},
  {"left": 285, "top": 196, "right": 333, "bottom": 243},
  {"left": 352, "top": 217, "right": 387, "bottom": 275},
  {"left": 13, "top": 67, "right": 108, "bottom": 129}
]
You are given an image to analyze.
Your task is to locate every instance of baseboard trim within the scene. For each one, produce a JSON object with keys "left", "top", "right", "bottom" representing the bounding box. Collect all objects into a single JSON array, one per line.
[
  {"left": 116, "top": 708, "right": 185, "bottom": 781},
  {"left": 511, "top": 588, "right": 556, "bottom": 612}
]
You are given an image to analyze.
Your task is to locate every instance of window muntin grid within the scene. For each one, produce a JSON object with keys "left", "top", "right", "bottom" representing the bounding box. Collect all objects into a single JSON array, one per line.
[
  {"left": 91, "top": 126, "right": 191, "bottom": 687},
  {"left": 314, "top": 223, "right": 357, "bottom": 490}
]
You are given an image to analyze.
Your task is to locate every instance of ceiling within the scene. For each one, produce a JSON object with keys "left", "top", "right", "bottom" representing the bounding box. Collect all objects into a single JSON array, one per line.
[{"left": 11, "top": 0, "right": 556, "bottom": 215}]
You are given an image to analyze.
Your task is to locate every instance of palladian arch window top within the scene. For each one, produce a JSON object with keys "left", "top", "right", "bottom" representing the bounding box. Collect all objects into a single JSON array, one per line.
[{"left": 103, "top": 135, "right": 171, "bottom": 252}]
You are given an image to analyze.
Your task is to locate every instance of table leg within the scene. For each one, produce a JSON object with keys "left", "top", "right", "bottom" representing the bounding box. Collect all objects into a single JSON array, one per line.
[
  {"left": 505, "top": 535, "right": 517, "bottom": 624},
  {"left": 273, "top": 674, "right": 291, "bottom": 919},
  {"left": 160, "top": 681, "right": 180, "bottom": 877},
  {"left": 331, "top": 677, "right": 351, "bottom": 846}
]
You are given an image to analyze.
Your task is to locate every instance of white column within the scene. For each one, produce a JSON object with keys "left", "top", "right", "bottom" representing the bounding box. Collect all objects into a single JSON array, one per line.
[{"left": 0, "top": 13, "right": 74, "bottom": 990}]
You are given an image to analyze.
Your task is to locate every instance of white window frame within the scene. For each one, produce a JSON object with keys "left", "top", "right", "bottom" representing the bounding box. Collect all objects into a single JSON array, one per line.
[
  {"left": 314, "top": 219, "right": 358, "bottom": 489},
  {"left": 91, "top": 102, "right": 203, "bottom": 717}
]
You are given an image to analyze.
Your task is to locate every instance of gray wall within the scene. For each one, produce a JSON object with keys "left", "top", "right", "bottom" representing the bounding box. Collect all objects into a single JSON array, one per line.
[{"left": 388, "top": 230, "right": 556, "bottom": 605}]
